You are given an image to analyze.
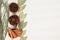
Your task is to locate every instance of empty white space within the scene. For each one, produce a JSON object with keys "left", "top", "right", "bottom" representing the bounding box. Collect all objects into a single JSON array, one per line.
[{"left": 26, "top": 0, "right": 60, "bottom": 40}]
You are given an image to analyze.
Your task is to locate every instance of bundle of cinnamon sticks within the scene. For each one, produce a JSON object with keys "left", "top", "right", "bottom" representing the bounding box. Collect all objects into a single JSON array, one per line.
[{"left": 7, "top": 28, "right": 22, "bottom": 39}]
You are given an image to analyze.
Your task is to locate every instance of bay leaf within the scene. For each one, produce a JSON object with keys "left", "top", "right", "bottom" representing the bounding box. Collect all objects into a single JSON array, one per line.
[
  {"left": 20, "top": 5, "right": 26, "bottom": 11},
  {"left": 18, "top": 21, "right": 27, "bottom": 29},
  {"left": 22, "top": 30, "right": 26, "bottom": 36},
  {"left": 20, "top": 36, "right": 27, "bottom": 40},
  {"left": 19, "top": 12, "right": 27, "bottom": 21},
  {"left": 18, "top": 0, "right": 26, "bottom": 5}
]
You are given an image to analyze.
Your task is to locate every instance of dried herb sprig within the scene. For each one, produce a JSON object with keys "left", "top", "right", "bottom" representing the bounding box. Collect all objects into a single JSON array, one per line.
[
  {"left": 0, "top": 0, "right": 4, "bottom": 40},
  {"left": 18, "top": 0, "right": 27, "bottom": 40},
  {"left": 1, "top": 0, "right": 9, "bottom": 39},
  {"left": 0, "top": 14, "right": 4, "bottom": 40}
]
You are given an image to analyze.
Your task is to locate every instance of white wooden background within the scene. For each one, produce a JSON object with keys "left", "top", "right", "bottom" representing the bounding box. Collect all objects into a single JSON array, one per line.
[{"left": 27, "top": 0, "right": 60, "bottom": 40}]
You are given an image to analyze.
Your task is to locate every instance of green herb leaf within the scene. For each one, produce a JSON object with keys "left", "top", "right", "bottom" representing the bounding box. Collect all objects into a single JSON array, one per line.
[
  {"left": 0, "top": 15, "right": 4, "bottom": 40},
  {"left": 0, "top": 0, "right": 3, "bottom": 5},
  {"left": 2, "top": 1, "right": 9, "bottom": 38},
  {"left": 19, "top": 12, "right": 27, "bottom": 21},
  {"left": 18, "top": 0, "right": 26, "bottom": 5},
  {"left": 20, "top": 5, "right": 26, "bottom": 11},
  {"left": 22, "top": 30, "right": 26, "bottom": 36},
  {"left": 0, "top": 1, "right": 4, "bottom": 39},
  {"left": 18, "top": 21, "right": 27, "bottom": 29},
  {"left": 20, "top": 36, "right": 27, "bottom": 40}
]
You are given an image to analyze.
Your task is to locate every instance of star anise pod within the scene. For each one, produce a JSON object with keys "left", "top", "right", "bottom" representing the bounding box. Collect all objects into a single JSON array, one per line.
[
  {"left": 9, "top": 2, "right": 19, "bottom": 13},
  {"left": 8, "top": 15, "right": 20, "bottom": 27}
]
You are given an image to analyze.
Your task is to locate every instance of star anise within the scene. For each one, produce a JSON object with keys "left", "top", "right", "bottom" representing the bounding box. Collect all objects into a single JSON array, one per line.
[
  {"left": 8, "top": 15, "right": 20, "bottom": 27},
  {"left": 9, "top": 3, "right": 19, "bottom": 13}
]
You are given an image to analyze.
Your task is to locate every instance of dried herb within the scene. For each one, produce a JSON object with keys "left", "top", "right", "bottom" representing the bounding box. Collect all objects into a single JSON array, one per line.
[
  {"left": 18, "top": 0, "right": 27, "bottom": 40},
  {"left": 18, "top": 0, "right": 26, "bottom": 5}
]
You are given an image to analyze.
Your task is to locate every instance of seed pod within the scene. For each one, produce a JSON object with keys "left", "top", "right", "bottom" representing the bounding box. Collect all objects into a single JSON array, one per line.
[
  {"left": 9, "top": 2, "right": 19, "bottom": 13},
  {"left": 8, "top": 15, "right": 20, "bottom": 27}
]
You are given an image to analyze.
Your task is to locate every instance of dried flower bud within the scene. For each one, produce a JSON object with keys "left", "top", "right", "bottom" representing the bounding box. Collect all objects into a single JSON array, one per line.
[
  {"left": 8, "top": 15, "right": 20, "bottom": 27},
  {"left": 9, "top": 3, "right": 19, "bottom": 13}
]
